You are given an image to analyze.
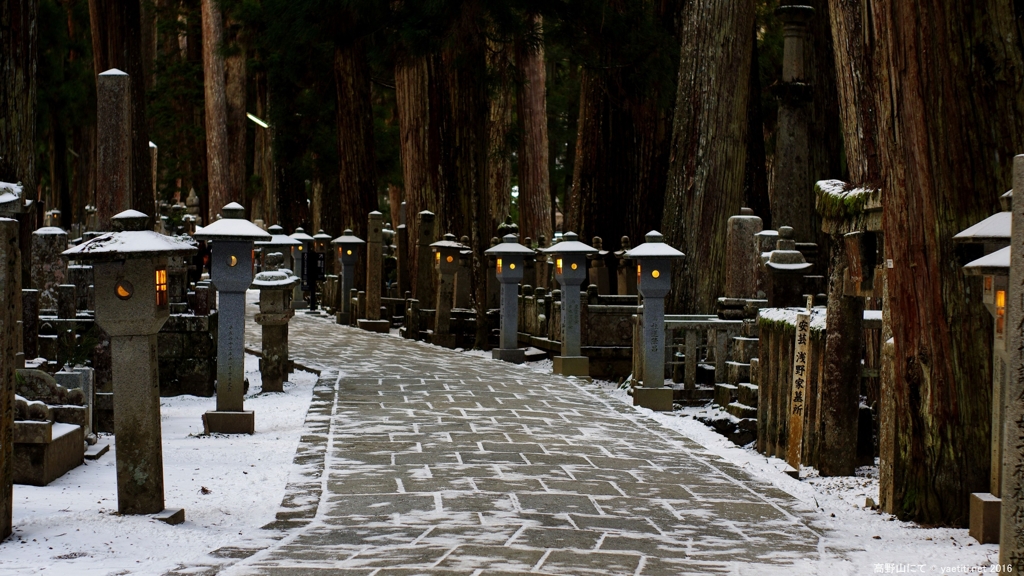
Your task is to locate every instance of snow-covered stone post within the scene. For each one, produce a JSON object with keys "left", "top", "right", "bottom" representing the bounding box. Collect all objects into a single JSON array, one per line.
[
  {"left": 331, "top": 229, "right": 365, "bottom": 322},
  {"left": 1, "top": 217, "right": 21, "bottom": 541},
  {"left": 626, "top": 231, "right": 684, "bottom": 411},
  {"left": 31, "top": 227, "right": 68, "bottom": 311},
  {"left": 195, "top": 203, "right": 270, "bottom": 435},
  {"left": 62, "top": 210, "right": 195, "bottom": 521},
  {"left": 358, "top": 212, "right": 390, "bottom": 333},
  {"left": 543, "top": 232, "right": 597, "bottom": 377},
  {"left": 430, "top": 234, "right": 467, "bottom": 348},
  {"left": 96, "top": 69, "right": 132, "bottom": 230},
  {"left": 725, "top": 208, "right": 763, "bottom": 299},
  {"left": 289, "top": 227, "right": 314, "bottom": 310},
  {"left": 252, "top": 253, "right": 298, "bottom": 393},
  {"left": 1002, "top": 153, "right": 1024, "bottom": 570},
  {"left": 486, "top": 235, "right": 534, "bottom": 363}
]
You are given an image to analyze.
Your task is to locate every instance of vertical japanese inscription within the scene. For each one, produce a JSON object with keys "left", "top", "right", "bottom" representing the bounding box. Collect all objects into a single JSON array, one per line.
[{"left": 787, "top": 311, "right": 811, "bottom": 470}]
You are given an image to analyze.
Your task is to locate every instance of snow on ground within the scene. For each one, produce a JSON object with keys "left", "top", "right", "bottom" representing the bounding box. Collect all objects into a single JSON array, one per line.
[{"left": 0, "top": 354, "right": 318, "bottom": 576}]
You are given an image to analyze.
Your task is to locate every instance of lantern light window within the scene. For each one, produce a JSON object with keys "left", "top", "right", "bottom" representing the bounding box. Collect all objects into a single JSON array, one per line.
[
  {"left": 997, "top": 289, "right": 1007, "bottom": 337},
  {"left": 116, "top": 280, "right": 134, "bottom": 300},
  {"left": 155, "top": 269, "right": 168, "bottom": 307},
  {"left": 496, "top": 258, "right": 502, "bottom": 274},
  {"left": 556, "top": 258, "right": 563, "bottom": 275}
]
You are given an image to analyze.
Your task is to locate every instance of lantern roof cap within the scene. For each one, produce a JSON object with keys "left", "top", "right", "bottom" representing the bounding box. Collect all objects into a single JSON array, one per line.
[
  {"left": 62, "top": 229, "right": 197, "bottom": 262},
  {"left": 251, "top": 269, "right": 300, "bottom": 288},
  {"left": 255, "top": 226, "right": 301, "bottom": 247},
  {"left": 194, "top": 211, "right": 271, "bottom": 241},
  {"left": 313, "top": 229, "right": 333, "bottom": 240},
  {"left": 484, "top": 234, "right": 534, "bottom": 256},
  {"left": 431, "top": 233, "right": 468, "bottom": 250},
  {"left": 623, "top": 231, "right": 684, "bottom": 259},
  {"left": 290, "top": 227, "right": 314, "bottom": 242},
  {"left": 34, "top": 226, "right": 67, "bottom": 236},
  {"left": 542, "top": 231, "right": 596, "bottom": 255},
  {"left": 332, "top": 229, "right": 366, "bottom": 245},
  {"left": 963, "top": 245, "right": 1010, "bottom": 276},
  {"left": 953, "top": 211, "right": 1011, "bottom": 244}
]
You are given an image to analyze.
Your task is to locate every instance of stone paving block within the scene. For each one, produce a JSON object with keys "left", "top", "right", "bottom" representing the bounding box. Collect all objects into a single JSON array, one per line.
[
  {"left": 515, "top": 493, "right": 601, "bottom": 515},
  {"left": 323, "top": 494, "right": 438, "bottom": 517},
  {"left": 540, "top": 550, "right": 643, "bottom": 575},
  {"left": 510, "top": 527, "right": 604, "bottom": 550},
  {"left": 542, "top": 479, "right": 624, "bottom": 497},
  {"left": 432, "top": 544, "right": 546, "bottom": 572}
]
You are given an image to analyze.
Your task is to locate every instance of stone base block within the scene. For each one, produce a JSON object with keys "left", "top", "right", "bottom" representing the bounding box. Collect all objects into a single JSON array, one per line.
[
  {"left": 357, "top": 319, "right": 391, "bottom": 333},
  {"left": 553, "top": 356, "right": 589, "bottom": 377},
  {"left": 633, "top": 387, "right": 674, "bottom": 412},
  {"left": 14, "top": 423, "right": 84, "bottom": 486},
  {"left": 203, "top": 411, "right": 255, "bottom": 435},
  {"left": 969, "top": 493, "right": 1000, "bottom": 544},
  {"left": 714, "top": 383, "right": 738, "bottom": 407},
  {"left": 738, "top": 383, "right": 759, "bottom": 407},
  {"left": 85, "top": 443, "right": 110, "bottom": 460},
  {"left": 153, "top": 508, "right": 186, "bottom": 525},
  {"left": 430, "top": 333, "right": 458, "bottom": 349},
  {"left": 726, "top": 402, "right": 757, "bottom": 419},
  {"left": 492, "top": 348, "right": 526, "bottom": 364}
]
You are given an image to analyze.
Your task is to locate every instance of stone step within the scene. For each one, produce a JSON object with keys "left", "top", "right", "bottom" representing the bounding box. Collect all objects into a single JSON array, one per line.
[
  {"left": 713, "top": 383, "right": 738, "bottom": 408},
  {"left": 726, "top": 402, "right": 757, "bottom": 419},
  {"left": 726, "top": 361, "right": 750, "bottom": 385},
  {"left": 731, "top": 336, "right": 760, "bottom": 363},
  {"left": 738, "top": 383, "right": 759, "bottom": 407},
  {"left": 673, "top": 387, "right": 714, "bottom": 407},
  {"left": 750, "top": 357, "right": 760, "bottom": 386}
]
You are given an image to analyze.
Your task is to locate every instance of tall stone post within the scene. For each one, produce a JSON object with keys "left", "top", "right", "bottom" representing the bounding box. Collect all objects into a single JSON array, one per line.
[
  {"left": 358, "top": 212, "right": 390, "bottom": 333},
  {"left": 31, "top": 227, "right": 68, "bottom": 311},
  {"left": 397, "top": 202, "right": 410, "bottom": 297},
  {"left": 770, "top": 6, "right": 815, "bottom": 242},
  {"left": 543, "top": 232, "right": 596, "bottom": 377},
  {"left": 724, "top": 208, "right": 764, "bottom": 299},
  {"left": 615, "top": 236, "right": 637, "bottom": 296},
  {"left": 149, "top": 142, "right": 158, "bottom": 211},
  {"left": 588, "top": 236, "right": 610, "bottom": 294},
  {"left": 21, "top": 289, "right": 38, "bottom": 360},
  {"left": 332, "top": 230, "right": 364, "bottom": 321},
  {"left": 415, "top": 211, "right": 436, "bottom": 308},
  {"left": 96, "top": 70, "right": 132, "bottom": 230},
  {"left": 252, "top": 255, "right": 297, "bottom": 393},
  {"left": 455, "top": 236, "right": 472, "bottom": 308},
  {"left": 1, "top": 218, "right": 21, "bottom": 541},
  {"left": 1002, "top": 154, "right": 1024, "bottom": 570},
  {"left": 430, "top": 234, "right": 466, "bottom": 348},
  {"left": 486, "top": 235, "right": 534, "bottom": 364}
]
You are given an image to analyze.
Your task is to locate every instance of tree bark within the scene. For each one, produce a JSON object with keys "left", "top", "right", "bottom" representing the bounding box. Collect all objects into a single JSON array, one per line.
[
  {"left": 88, "top": 0, "right": 153, "bottom": 218},
  {"left": 488, "top": 38, "right": 514, "bottom": 240},
  {"left": 224, "top": 18, "right": 246, "bottom": 211},
  {"left": 869, "top": 0, "right": 1024, "bottom": 526},
  {"left": 201, "top": 0, "right": 229, "bottom": 219},
  {"left": 662, "top": 0, "right": 754, "bottom": 314},
  {"left": 251, "top": 69, "right": 277, "bottom": 225},
  {"left": 0, "top": 0, "right": 37, "bottom": 194},
  {"left": 515, "top": 15, "right": 551, "bottom": 244},
  {"left": 334, "top": 42, "right": 378, "bottom": 237}
]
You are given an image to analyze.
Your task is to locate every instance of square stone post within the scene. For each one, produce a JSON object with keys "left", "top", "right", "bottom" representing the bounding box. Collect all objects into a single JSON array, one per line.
[
  {"left": 725, "top": 208, "right": 764, "bottom": 299},
  {"left": 415, "top": 211, "right": 436, "bottom": 307},
  {"left": 1, "top": 218, "right": 21, "bottom": 541},
  {"left": 543, "top": 232, "right": 596, "bottom": 377},
  {"left": 332, "top": 229, "right": 364, "bottom": 321},
  {"left": 486, "top": 235, "right": 534, "bottom": 363},
  {"left": 96, "top": 69, "right": 132, "bottom": 230},
  {"left": 1002, "top": 154, "right": 1024, "bottom": 570},
  {"left": 358, "top": 212, "right": 390, "bottom": 333}
]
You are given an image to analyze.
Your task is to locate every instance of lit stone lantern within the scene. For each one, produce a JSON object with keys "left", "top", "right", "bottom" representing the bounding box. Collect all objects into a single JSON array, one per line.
[
  {"left": 251, "top": 254, "right": 299, "bottom": 393},
  {"left": 255, "top": 224, "right": 301, "bottom": 273},
  {"left": 331, "top": 229, "right": 365, "bottom": 321},
  {"left": 485, "top": 234, "right": 535, "bottom": 363},
  {"left": 306, "top": 229, "right": 332, "bottom": 312},
  {"left": 62, "top": 209, "right": 196, "bottom": 521},
  {"left": 625, "top": 230, "right": 684, "bottom": 411},
  {"left": 430, "top": 233, "right": 468, "bottom": 348},
  {"left": 290, "top": 227, "right": 315, "bottom": 309},
  {"left": 542, "top": 232, "right": 597, "bottom": 377},
  {"left": 194, "top": 202, "right": 271, "bottom": 434}
]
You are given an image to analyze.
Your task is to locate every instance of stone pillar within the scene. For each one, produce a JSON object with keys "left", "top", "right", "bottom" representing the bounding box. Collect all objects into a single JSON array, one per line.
[
  {"left": 1, "top": 218, "right": 21, "bottom": 541},
  {"left": 725, "top": 208, "right": 764, "bottom": 299},
  {"left": 1002, "top": 154, "right": 1024, "bottom": 570},
  {"left": 770, "top": 6, "right": 815, "bottom": 243},
  {"left": 397, "top": 204, "right": 410, "bottom": 298},
  {"left": 588, "top": 237, "right": 609, "bottom": 294},
  {"left": 366, "top": 211, "right": 383, "bottom": 320},
  {"left": 57, "top": 284, "right": 76, "bottom": 320},
  {"left": 415, "top": 211, "right": 436, "bottom": 308},
  {"left": 96, "top": 69, "right": 132, "bottom": 230},
  {"left": 31, "top": 227, "right": 68, "bottom": 311},
  {"left": 21, "top": 289, "right": 38, "bottom": 360},
  {"left": 435, "top": 262, "right": 456, "bottom": 343},
  {"left": 455, "top": 236, "right": 472, "bottom": 308},
  {"left": 615, "top": 236, "right": 637, "bottom": 296},
  {"left": 253, "top": 258, "right": 296, "bottom": 393}
]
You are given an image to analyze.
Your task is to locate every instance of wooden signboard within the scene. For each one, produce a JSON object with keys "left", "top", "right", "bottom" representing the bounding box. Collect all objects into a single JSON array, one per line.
[{"left": 787, "top": 309, "right": 812, "bottom": 470}]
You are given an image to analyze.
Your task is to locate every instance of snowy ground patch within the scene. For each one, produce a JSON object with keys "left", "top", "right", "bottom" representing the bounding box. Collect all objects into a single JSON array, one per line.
[{"left": 0, "top": 354, "right": 318, "bottom": 576}]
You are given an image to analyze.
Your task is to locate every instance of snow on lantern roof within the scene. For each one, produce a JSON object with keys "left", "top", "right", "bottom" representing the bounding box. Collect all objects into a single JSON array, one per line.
[
  {"left": 484, "top": 234, "right": 534, "bottom": 256},
  {"left": 431, "top": 233, "right": 469, "bottom": 251},
  {"left": 331, "top": 229, "right": 365, "bottom": 245},
  {"left": 194, "top": 206, "right": 271, "bottom": 242},
  {"left": 251, "top": 269, "right": 300, "bottom": 289},
  {"left": 953, "top": 211, "right": 1011, "bottom": 244},
  {"left": 963, "top": 245, "right": 1010, "bottom": 276},
  {"left": 256, "top": 226, "right": 301, "bottom": 247},
  {"left": 33, "top": 226, "right": 67, "bottom": 236},
  {"left": 313, "top": 229, "right": 333, "bottom": 241},
  {"left": 62, "top": 230, "right": 197, "bottom": 262},
  {"left": 542, "top": 231, "right": 596, "bottom": 255},
  {"left": 624, "top": 231, "right": 684, "bottom": 259},
  {"left": 290, "top": 227, "right": 314, "bottom": 242},
  {"left": 0, "top": 181, "right": 23, "bottom": 207}
]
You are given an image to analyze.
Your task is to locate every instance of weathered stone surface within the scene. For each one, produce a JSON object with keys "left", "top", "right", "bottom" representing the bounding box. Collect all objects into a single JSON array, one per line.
[
  {"left": 725, "top": 209, "right": 764, "bottom": 299},
  {"left": 96, "top": 69, "right": 132, "bottom": 230},
  {"left": 31, "top": 227, "right": 68, "bottom": 311},
  {"left": 13, "top": 422, "right": 84, "bottom": 486}
]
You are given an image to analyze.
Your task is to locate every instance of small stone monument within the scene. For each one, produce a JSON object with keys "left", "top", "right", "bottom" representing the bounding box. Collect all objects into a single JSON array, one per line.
[
  {"left": 289, "top": 227, "right": 314, "bottom": 309},
  {"left": 31, "top": 227, "right": 69, "bottom": 311},
  {"left": 430, "top": 234, "right": 468, "bottom": 348},
  {"left": 96, "top": 69, "right": 132, "bottom": 230},
  {"left": 358, "top": 212, "right": 390, "bottom": 333},
  {"left": 415, "top": 211, "right": 436, "bottom": 307},
  {"left": 455, "top": 235, "right": 472, "bottom": 308},
  {"left": 725, "top": 208, "right": 764, "bottom": 299},
  {"left": 614, "top": 236, "right": 637, "bottom": 296},
  {"left": 331, "top": 229, "right": 365, "bottom": 322},
  {"left": 61, "top": 209, "right": 195, "bottom": 522},
  {"left": 765, "top": 226, "right": 813, "bottom": 307},
  {"left": 625, "top": 231, "right": 684, "bottom": 411},
  {"left": 252, "top": 253, "right": 298, "bottom": 393},
  {"left": 194, "top": 203, "right": 271, "bottom": 434},
  {"left": 588, "top": 236, "right": 610, "bottom": 295},
  {"left": 543, "top": 232, "right": 597, "bottom": 377},
  {"left": 255, "top": 225, "right": 301, "bottom": 275},
  {"left": 485, "top": 235, "right": 535, "bottom": 363}
]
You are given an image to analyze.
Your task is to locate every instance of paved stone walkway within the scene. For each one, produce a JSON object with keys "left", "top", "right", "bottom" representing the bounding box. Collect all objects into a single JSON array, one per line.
[{"left": 178, "top": 308, "right": 836, "bottom": 575}]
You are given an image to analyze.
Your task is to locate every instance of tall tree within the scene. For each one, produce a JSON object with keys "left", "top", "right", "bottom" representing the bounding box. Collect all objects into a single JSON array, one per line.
[
  {"left": 661, "top": 0, "right": 755, "bottom": 314},
  {"left": 201, "top": 0, "right": 229, "bottom": 218},
  {"left": 867, "top": 0, "right": 1024, "bottom": 525},
  {"left": 224, "top": 16, "right": 246, "bottom": 214},
  {"left": 333, "top": 40, "right": 378, "bottom": 236},
  {"left": 515, "top": 14, "right": 551, "bottom": 244},
  {"left": 88, "top": 0, "right": 154, "bottom": 218},
  {"left": 0, "top": 0, "right": 38, "bottom": 193}
]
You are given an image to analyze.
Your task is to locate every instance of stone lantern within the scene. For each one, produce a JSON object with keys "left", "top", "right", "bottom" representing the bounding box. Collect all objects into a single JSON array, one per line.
[
  {"left": 306, "top": 229, "right": 332, "bottom": 312},
  {"left": 194, "top": 202, "right": 271, "bottom": 434},
  {"left": 331, "top": 229, "right": 365, "bottom": 320},
  {"left": 251, "top": 254, "right": 299, "bottom": 393},
  {"left": 61, "top": 209, "right": 196, "bottom": 521},
  {"left": 290, "top": 227, "right": 315, "bottom": 309},
  {"left": 542, "top": 232, "right": 597, "bottom": 377},
  {"left": 255, "top": 224, "right": 301, "bottom": 274},
  {"left": 625, "top": 231, "right": 684, "bottom": 410},
  {"left": 430, "top": 233, "right": 468, "bottom": 348},
  {"left": 485, "top": 234, "right": 535, "bottom": 363}
]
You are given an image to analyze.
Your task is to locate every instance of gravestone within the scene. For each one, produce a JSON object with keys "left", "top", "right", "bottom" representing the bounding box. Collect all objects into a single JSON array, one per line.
[
  {"left": 96, "top": 70, "right": 132, "bottom": 230},
  {"left": 358, "top": 212, "right": 390, "bottom": 333},
  {"left": 31, "top": 227, "right": 68, "bottom": 311},
  {"left": 725, "top": 208, "right": 763, "bottom": 299},
  {"left": 1, "top": 218, "right": 21, "bottom": 541}
]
